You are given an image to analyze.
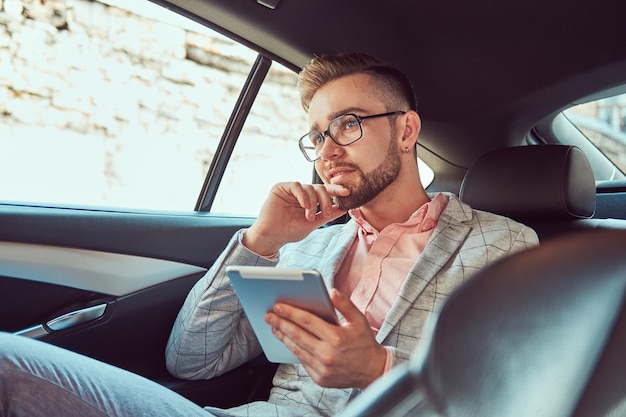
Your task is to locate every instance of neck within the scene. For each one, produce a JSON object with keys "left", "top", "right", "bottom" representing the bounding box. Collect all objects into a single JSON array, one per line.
[{"left": 357, "top": 181, "right": 430, "bottom": 231}]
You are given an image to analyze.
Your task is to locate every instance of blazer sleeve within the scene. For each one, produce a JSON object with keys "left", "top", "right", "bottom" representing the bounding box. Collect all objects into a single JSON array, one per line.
[
  {"left": 165, "top": 230, "right": 276, "bottom": 380},
  {"left": 513, "top": 224, "right": 540, "bottom": 251}
]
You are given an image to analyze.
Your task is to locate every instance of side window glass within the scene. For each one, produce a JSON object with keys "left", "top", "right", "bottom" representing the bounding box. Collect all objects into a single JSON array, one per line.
[
  {"left": 564, "top": 93, "right": 626, "bottom": 176},
  {"left": 0, "top": 0, "right": 255, "bottom": 211},
  {"left": 212, "top": 64, "right": 312, "bottom": 216},
  {"left": 418, "top": 158, "right": 434, "bottom": 189}
]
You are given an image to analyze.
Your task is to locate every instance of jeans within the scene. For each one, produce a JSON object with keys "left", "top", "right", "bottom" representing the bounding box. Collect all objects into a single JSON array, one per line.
[{"left": 0, "top": 332, "right": 214, "bottom": 417}]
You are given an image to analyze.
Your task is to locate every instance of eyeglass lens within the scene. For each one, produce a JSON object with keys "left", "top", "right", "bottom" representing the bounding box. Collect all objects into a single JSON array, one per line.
[{"left": 300, "top": 114, "right": 362, "bottom": 161}]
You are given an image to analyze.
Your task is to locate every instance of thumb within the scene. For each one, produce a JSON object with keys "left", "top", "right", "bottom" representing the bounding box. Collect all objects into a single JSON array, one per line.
[
  {"left": 310, "top": 207, "right": 348, "bottom": 229},
  {"left": 330, "top": 288, "right": 367, "bottom": 326}
]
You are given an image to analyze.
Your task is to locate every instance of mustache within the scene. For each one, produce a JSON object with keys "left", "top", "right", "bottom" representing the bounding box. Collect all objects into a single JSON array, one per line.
[
  {"left": 326, "top": 162, "right": 359, "bottom": 171},
  {"left": 319, "top": 162, "right": 359, "bottom": 183},
  {"left": 326, "top": 162, "right": 357, "bottom": 169}
]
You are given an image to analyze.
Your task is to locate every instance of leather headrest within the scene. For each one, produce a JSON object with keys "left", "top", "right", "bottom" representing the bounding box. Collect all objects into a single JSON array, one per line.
[{"left": 460, "top": 145, "right": 596, "bottom": 219}]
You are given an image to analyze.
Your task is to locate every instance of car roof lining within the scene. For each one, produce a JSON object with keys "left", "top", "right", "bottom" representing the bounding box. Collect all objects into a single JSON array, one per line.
[{"left": 154, "top": 0, "right": 626, "bottom": 189}]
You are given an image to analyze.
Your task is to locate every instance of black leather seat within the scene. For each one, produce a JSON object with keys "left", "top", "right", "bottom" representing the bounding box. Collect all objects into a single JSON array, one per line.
[
  {"left": 338, "top": 229, "right": 626, "bottom": 417},
  {"left": 459, "top": 145, "right": 626, "bottom": 240}
]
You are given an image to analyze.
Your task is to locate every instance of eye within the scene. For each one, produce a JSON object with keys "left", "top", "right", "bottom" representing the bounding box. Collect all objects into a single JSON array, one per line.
[
  {"left": 310, "top": 132, "right": 324, "bottom": 146},
  {"left": 343, "top": 117, "right": 359, "bottom": 131}
]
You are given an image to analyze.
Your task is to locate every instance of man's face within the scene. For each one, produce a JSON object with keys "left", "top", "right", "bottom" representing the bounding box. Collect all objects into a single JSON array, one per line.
[{"left": 308, "top": 74, "right": 401, "bottom": 210}]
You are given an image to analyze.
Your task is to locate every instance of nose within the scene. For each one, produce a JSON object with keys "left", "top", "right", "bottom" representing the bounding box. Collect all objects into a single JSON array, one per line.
[{"left": 317, "top": 132, "right": 343, "bottom": 161}]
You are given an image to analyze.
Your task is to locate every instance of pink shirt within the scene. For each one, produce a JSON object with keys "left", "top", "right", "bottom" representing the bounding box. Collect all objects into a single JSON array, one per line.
[
  {"left": 335, "top": 193, "right": 449, "bottom": 333},
  {"left": 335, "top": 193, "right": 448, "bottom": 375}
]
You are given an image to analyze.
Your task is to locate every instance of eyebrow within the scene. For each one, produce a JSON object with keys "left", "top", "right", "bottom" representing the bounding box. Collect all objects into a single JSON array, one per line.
[{"left": 311, "top": 107, "right": 369, "bottom": 131}]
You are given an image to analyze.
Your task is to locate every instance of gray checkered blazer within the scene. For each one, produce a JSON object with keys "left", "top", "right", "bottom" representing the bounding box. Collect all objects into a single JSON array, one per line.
[{"left": 166, "top": 193, "right": 539, "bottom": 417}]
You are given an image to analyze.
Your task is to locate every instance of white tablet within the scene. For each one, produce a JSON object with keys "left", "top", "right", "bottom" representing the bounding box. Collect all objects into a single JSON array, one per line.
[{"left": 225, "top": 265, "right": 338, "bottom": 364}]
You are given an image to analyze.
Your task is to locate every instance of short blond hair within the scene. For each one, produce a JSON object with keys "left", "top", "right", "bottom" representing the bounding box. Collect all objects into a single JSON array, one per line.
[{"left": 297, "top": 52, "right": 417, "bottom": 113}]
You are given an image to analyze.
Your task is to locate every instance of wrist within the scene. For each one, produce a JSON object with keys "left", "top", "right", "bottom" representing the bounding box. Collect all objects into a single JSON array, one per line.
[
  {"left": 360, "top": 344, "right": 389, "bottom": 389},
  {"left": 242, "top": 229, "right": 281, "bottom": 257}
]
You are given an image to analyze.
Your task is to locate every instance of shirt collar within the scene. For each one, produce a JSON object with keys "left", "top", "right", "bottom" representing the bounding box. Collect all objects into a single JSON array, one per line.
[{"left": 348, "top": 192, "right": 449, "bottom": 236}]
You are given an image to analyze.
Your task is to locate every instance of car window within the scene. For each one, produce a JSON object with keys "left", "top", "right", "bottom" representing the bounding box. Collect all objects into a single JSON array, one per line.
[
  {"left": 211, "top": 64, "right": 312, "bottom": 216},
  {"left": 0, "top": 0, "right": 307, "bottom": 213},
  {"left": 563, "top": 93, "right": 626, "bottom": 176}
]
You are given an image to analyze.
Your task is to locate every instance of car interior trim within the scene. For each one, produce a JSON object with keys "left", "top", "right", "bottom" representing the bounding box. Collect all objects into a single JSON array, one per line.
[
  {"left": 0, "top": 241, "right": 207, "bottom": 297},
  {"left": 45, "top": 303, "right": 108, "bottom": 332},
  {"left": 12, "top": 304, "right": 108, "bottom": 338},
  {"left": 13, "top": 324, "right": 49, "bottom": 339}
]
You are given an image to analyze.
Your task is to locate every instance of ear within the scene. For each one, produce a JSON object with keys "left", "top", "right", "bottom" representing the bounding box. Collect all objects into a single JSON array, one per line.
[{"left": 398, "top": 110, "right": 421, "bottom": 151}]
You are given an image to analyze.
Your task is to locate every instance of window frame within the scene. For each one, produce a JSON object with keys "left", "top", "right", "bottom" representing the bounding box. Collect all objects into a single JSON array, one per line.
[{"left": 194, "top": 54, "right": 272, "bottom": 212}]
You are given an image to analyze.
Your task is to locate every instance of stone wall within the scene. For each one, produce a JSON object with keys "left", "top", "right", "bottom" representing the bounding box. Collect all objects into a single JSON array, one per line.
[
  {"left": 1, "top": 0, "right": 301, "bottom": 136},
  {"left": 0, "top": 0, "right": 308, "bottom": 210}
]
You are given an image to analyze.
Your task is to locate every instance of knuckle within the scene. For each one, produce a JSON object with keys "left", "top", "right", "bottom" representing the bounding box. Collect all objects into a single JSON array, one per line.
[
  {"left": 325, "top": 332, "right": 344, "bottom": 348},
  {"left": 314, "top": 364, "right": 336, "bottom": 387},
  {"left": 299, "top": 313, "right": 313, "bottom": 327},
  {"left": 319, "top": 354, "right": 336, "bottom": 369}
]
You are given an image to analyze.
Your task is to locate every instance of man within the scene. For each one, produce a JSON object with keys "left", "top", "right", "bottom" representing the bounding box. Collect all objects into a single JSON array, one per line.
[{"left": 0, "top": 53, "right": 538, "bottom": 417}]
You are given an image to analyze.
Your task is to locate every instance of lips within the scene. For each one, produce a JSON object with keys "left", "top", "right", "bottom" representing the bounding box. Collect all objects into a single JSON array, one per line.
[{"left": 327, "top": 166, "right": 355, "bottom": 184}]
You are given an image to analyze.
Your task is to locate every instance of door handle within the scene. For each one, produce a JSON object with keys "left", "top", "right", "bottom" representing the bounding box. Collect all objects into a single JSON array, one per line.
[
  {"left": 14, "top": 303, "right": 107, "bottom": 338},
  {"left": 46, "top": 303, "right": 107, "bottom": 331}
]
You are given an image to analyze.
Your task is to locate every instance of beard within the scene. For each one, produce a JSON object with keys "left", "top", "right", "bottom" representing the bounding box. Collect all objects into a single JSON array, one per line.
[{"left": 333, "top": 138, "right": 402, "bottom": 210}]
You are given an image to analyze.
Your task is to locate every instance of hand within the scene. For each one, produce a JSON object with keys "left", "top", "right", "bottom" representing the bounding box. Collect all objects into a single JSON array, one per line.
[
  {"left": 264, "top": 289, "right": 387, "bottom": 389},
  {"left": 243, "top": 182, "right": 350, "bottom": 256}
]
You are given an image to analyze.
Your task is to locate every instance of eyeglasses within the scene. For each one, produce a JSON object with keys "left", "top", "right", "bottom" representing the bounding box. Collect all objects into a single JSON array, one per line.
[{"left": 298, "top": 111, "right": 405, "bottom": 162}]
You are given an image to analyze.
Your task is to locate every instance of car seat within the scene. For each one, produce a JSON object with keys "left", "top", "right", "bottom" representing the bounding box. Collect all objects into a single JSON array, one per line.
[
  {"left": 459, "top": 144, "right": 605, "bottom": 240},
  {"left": 338, "top": 229, "right": 626, "bottom": 417}
]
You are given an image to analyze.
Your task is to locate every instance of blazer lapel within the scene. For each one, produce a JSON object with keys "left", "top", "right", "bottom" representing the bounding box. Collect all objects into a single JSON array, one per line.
[{"left": 319, "top": 220, "right": 358, "bottom": 288}]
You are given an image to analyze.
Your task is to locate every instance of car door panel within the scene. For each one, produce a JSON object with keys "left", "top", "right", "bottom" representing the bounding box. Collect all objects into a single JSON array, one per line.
[
  {"left": 0, "top": 203, "right": 263, "bottom": 407},
  {"left": 0, "top": 241, "right": 206, "bottom": 297}
]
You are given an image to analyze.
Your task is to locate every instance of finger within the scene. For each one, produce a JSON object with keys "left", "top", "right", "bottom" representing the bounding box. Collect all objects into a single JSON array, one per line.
[
  {"left": 285, "top": 182, "right": 350, "bottom": 222},
  {"left": 312, "top": 207, "right": 348, "bottom": 229},
  {"left": 285, "top": 182, "right": 312, "bottom": 211},
  {"left": 314, "top": 185, "right": 341, "bottom": 216},
  {"left": 329, "top": 289, "right": 368, "bottom": 326},
  {"left": 313, "top": 184, "right": 350, "bottom": 220},
  {"left": 265, "top": 309, "right": 321, "bottom": 362},
  {"left": 272, "top": 302, "right": 340, "bottom": 343},
  {"left": 322, "top": 183, "right": 351, "bottom": 198},
  {"left": 284, "top": 183, "right": 319, "bottom": 221},
  {"left": 314, "top": 195, "right": 334, "bottom": 219},
  {"left": 266, "top": 306, "right": 345, "bottom": 379},
  {"left": 303, "top": 184, "right": 343, "bottom": 221},
  {"left": 303, "top": 185, "right": 324, "bottom": 221}
]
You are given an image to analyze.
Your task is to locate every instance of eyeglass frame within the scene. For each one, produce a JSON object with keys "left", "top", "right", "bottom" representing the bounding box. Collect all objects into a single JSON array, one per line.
[{"left": 298, "top": 110, "right": 406, "bottom": 162}]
